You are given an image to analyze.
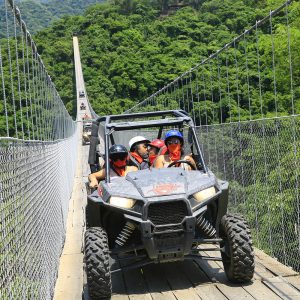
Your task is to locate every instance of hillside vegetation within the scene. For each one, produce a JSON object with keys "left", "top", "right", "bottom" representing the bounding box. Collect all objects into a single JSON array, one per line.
[
  {"left": 31, "top": 0, "right": 300, "bottom": 118},
  {"left": 1, "top": 0, "right": 299, "bottom": 120},
  {"left": 0, "top": 0, "right": 105, "bottom": 37}
]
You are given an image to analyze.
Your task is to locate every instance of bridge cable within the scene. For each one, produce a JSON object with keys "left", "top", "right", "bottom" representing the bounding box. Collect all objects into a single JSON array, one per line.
[
  {"left": 123, "top": 0, "right": 299, "bottom": 271},
  {"left": 0, "top": 0, "right": 78, "bottom": 298}
]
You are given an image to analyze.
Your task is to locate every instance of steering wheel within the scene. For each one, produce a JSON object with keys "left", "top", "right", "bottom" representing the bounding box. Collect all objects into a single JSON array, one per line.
[{"left": 168, "top": 159, "right": 196, "bottom": 170}]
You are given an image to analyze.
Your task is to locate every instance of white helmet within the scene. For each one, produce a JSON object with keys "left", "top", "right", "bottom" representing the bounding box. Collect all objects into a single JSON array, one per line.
[{"left": 129, "top": 136, "right": 150, "bottom": 151}]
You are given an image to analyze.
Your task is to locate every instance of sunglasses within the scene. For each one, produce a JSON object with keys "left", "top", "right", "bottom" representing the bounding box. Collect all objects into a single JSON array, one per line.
[
  {"left": 110, "top": 153, "right": 127, "bottom": 161},
  {"left": 167, "top": 140, "right": 181, "bottom": 145}
]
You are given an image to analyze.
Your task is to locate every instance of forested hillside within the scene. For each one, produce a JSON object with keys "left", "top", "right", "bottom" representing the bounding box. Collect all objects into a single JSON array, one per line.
[
  {"left": 1, "top": 0, "right": 299, "bottom": 120},
  {"left": 30, "top": 0, "right": 299, "bottom": 118},
  {"left": 0, "top": 0, "right": 105, "bottom": 36}
]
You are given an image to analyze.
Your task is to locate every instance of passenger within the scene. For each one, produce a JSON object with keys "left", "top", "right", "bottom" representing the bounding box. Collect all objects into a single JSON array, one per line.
[
  {"left": 154, "top": 130, "right": 196, "bottom": 170},
  {"left": 88, "top": 144, "right": 136, "bottom": 188},
  {"left": 148, "top": 139, "right": 167, "bottom": 166},
  {"left": 82, "top": 113, "right": 89, "bottom": 120},
  {"left": 128, "top": 136, "right": 150, "bottom": 170}
]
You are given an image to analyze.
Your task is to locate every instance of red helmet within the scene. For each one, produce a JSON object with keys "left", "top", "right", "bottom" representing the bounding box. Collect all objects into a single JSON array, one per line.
[{"left": 148, "top": 139, "right": 165, "bottom": 149}]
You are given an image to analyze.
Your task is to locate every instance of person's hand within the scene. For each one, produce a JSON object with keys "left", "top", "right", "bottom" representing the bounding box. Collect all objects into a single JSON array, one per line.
[
  {"left": 185, "top": 156, "right": 191, "bottom": 161},
  {"left": 184, "top": 155, "right": 196, "bottom": 169},
  {"left": 185, "top": 155, "right": 194, "bottom": 163},
  {"left": 89, "top": 180, "right": 98, "bottom": 188}
]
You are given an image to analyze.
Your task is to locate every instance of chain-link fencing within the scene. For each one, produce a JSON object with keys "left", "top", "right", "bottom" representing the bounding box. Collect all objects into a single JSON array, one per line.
[
  {"left": 0, "top": 0, "right": 78, "bottom": 298},
  {"left": 197, "top": 116, "right": 300, "bottom": 271},
  {"left": 0, "top": 135, "right": 78, "bottom": 299}
]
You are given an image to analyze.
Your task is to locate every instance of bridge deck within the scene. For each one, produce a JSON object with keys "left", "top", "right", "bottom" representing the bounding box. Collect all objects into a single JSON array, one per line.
[
  {"left": 54, "top": 142, "right": 300, "bottom": 300},
  {"left": 83, "top": 246, "right": 300, "bottom": 300}
]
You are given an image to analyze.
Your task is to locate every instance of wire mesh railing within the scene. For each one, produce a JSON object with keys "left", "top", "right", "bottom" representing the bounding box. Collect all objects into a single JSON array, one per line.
[
  {"left": 124, "top": 0, "right": 300, "bottom": 271},
  {"left": 197, "top": 117, "right": 300, "bottom": 270},
  {"left": 0, "top": 0, "right": 78, "bottom": 298}
]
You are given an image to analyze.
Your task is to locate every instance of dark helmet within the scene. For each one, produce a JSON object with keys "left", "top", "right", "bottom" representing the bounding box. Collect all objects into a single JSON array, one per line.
[{"left": 109, "top": 144, "right": 128, "bottom": 159}]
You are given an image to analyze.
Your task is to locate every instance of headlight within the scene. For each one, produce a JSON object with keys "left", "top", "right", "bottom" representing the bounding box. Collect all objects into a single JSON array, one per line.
[
  {"left": 109, "top": 196, "right": 136, "bottom": 208},
  {"left": 193, "top": 187, "right": 216, "bottom": 203}
]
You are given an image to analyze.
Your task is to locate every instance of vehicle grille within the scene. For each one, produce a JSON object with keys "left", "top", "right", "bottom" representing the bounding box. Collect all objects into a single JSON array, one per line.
[{"left": 147, "top": 201, "right": 188, "bottom": 225}]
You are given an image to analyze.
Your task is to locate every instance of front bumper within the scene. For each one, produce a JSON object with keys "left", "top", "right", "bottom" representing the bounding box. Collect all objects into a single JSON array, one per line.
[
  {"left": 87, "top": 189, "right": 225, "bottom": 262},
  {"left": 139, "top": 216, "right": 196, "bottom": 262}
]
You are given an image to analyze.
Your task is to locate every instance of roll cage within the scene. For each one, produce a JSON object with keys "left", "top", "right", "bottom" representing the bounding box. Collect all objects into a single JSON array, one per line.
[{"left": 94, "top": 110, "right": 208, "bottom": 182}]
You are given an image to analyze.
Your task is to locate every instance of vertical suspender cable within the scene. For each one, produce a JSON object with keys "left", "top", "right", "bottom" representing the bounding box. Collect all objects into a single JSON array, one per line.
[
  {"left": 0, "top": 43, "right": 9, "bottom": 137},
  {"left": 5, "top": 0, "right": 18, "bottom": 137},
  {"left": 209, "top": 60, "right": 219, "bottom": 176},
  {"left": 21, "top": 20, "right": 30, "bottom": 139},
  {"left": 270, "top": 9, "right": 287, "bottom": 264},
  {"left": 13, "top": 2, "right": 25, "bottom": 139},
  {"left": 285, "top": 1, "right": 300, "bottom": 259},
  {"left": 225, "top": 48, "right": 237, "bottom": 205},
  {"left": 256, "top": 20, "right": 273, "bottom": 255},
  {"left": 201, "top": 64, "right": 211, "bottom": 168},
  {"left": 233, "top": 39, "right": 247, "bottom": 210},
  {"left": 217, "top": 55, "right": 227, "bottom": 180},
  {"left": 243, "top": 31, "right": 260, "bottom": 246}
]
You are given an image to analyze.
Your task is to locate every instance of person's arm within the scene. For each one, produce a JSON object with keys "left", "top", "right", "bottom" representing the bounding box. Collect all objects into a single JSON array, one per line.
[
  {"left": 125, "top": 166, "right": 138, "bottom": 175},
  {"left": 88, "top": 169, "right": 106, "bottom": 188},
  {"left": 154, "top": 155, "right": 165, "bottom": 168}
]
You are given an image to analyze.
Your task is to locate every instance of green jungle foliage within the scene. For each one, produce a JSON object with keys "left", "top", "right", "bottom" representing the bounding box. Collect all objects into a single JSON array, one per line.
[
  {"left": 0, "top": 0, "right": 105, "bottom": 37},
  {"left": 28, "top": 0, "right": 300, "bottom": 118}
]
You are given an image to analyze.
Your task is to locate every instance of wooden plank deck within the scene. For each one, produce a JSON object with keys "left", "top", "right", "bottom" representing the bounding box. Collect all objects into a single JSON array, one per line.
[
  {"left": 95, "top": 247, "right": 299, "bottom": 300},
  {"left": 81, "top": 244, "right": 300, "bottom": 300}
]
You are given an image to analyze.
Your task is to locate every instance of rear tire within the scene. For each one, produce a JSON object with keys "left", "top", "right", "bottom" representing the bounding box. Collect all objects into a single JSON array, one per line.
[
  {"left": 220, "top": 213, "right": 254, "bottom": 283},
  {"left": 85, "top": 227, "right": 111, "bottom": 299}
]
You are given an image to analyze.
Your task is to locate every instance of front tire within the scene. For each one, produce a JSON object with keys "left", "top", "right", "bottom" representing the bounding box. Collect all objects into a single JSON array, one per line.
[
  {"left": 85, "top": 227, "right": 112, "bottom": 299},
  {"left": 219, "top": 213, "right": 254, "bottom": 283}
]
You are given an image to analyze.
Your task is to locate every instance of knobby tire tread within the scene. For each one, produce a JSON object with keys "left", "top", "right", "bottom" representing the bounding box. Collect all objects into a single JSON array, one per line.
[
  {"left": 85, "top": 227, "right": 112, "bottom": 299},
  {"left": 220, "top": 213, "right": 255, "bottom": 283}
]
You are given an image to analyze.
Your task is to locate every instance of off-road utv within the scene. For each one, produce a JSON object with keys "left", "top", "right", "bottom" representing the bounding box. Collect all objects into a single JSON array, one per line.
[
  {"left": 80, "top": 102, "right": 86, "bottom": 110},
  {"left": 85, "top": 110, "right": 254, "bottom": 299},
  {"left": 82, "top": 122, "right": 92, "bottom": 145},
  {"left": 79, "top": 90, "right": 85, "bottom": 98}
]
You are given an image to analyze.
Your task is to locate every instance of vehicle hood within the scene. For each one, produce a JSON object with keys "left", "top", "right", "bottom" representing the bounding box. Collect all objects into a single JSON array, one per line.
[{"left": 101, "top": 168, "right": 216, "bottom": 200}]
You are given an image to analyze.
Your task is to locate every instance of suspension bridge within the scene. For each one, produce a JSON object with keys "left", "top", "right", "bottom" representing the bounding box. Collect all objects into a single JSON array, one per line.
[{"left": 0, "top": 0, "right": 299, "bottom": 299}]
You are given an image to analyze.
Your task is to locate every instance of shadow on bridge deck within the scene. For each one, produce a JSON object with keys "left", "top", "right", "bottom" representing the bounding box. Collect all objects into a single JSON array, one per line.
[{"left": 82, "top": 245, "right": 300, "bottom": 300}]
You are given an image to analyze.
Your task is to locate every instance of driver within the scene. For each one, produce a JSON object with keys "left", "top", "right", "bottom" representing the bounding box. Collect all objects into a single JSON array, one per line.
[
  {"left": 154, "top": 130, "right": 196, "bottom": 170},
  {"left": 88, "top": 144, "right": 136, "bottom": 188},
  {"left": 128, "top": 136, "right": 150, "bottom": 170}
]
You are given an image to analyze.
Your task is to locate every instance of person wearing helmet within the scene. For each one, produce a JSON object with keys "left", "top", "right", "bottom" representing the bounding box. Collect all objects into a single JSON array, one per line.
[
  {"left": 88, "top": 144, "right": 136, "bottom": 188},
  {"left": 128, "top": 136, "right": 151, "bottom": 170},
  {"left": 154, "top": 130, "right": 196, "bottom": 170},
  {"left": 148, "top": 139, "right": 167, "bottom": 166}
]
